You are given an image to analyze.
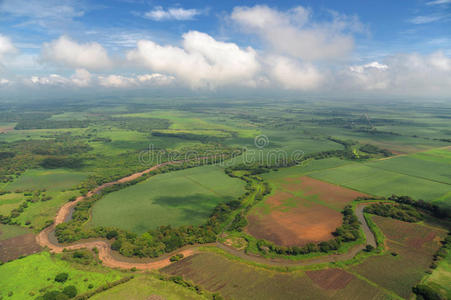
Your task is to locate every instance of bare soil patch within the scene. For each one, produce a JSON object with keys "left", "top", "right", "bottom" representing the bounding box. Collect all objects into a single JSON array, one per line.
[
  {"left": 0, "top": 233, "right": 41, "bottom": 262},
  {"left": 306, "top": 268, "right": 354, "bottom": 290},
  {"left": 246, "top": 176, "right": 367, "bottom": 246}
]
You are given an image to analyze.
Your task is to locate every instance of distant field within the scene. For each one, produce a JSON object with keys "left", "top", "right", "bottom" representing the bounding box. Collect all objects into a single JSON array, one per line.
[
  {"left": 6, "top": 168, "right": 86, "bottom": 192},
  {"left": 365, "top": 148, "right": 451, "bottom": 185},
  {"left": 91, "top": 165, "right": 245, "bottom": 233},
  {"left": 114, "top": 110, "right": 260, "bottom": 139},
  {"left": 0, "top": 252, "right": 122, "bottom": 299},
  {"left": 2, "top": 169, "right": 86, "bottom": 229},
  {"left": 91, "top": 275, "right": 207, "bottom": 300},
  {"left": 308, "top": 154, "right": 451, "bottom": 204},
  {"left": 349, "top": 215, "right": 447, "bottom": 299},
  {"left": 162, "top": 252, "right": 389, "bottom": 300},
  {"left": 246, "top": 175, "right": 366, "bottom": 246}
]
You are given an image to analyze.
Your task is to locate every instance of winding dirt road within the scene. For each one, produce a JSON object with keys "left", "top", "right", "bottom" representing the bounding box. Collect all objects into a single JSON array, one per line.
[{"left": 36, "top": 160, "right": 378, "bottom": 270}]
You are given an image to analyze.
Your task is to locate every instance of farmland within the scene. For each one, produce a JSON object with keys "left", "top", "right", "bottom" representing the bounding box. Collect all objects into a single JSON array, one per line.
[
  {"left": 90, "top": 275, "right": 208, "bottom": 300},
  {"left": 162, "top": 252, "right": 390, "bottom": 300},
  {"left": 246, "top": 175, "right": 367, "bottom": 246},
  {"left": 348, "top": 215, "right": 447, "bottom": 299},
  {"left": 308, "top": 152, "right": 451, "bottom": 204},
  {"left": 91, "top": 165, "right": 246, "bottom": 233},
  {"left": 0, "top": 98, "right": 449, "bottom": 300}
]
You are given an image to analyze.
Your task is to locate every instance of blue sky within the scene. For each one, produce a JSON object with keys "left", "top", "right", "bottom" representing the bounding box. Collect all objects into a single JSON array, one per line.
[{"left": 0, "top": 0, "right": 450, "bottom": 98}]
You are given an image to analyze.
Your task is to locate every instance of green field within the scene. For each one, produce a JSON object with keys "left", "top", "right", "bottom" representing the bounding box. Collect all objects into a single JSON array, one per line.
[
  {"left": 424, "top": 250, "right": 451, "bottom": 299},
  {"left": 0, "top": 252, "right": 123, "bottom": 299},
  {"left": 308, "top": 152, "right": 451, "bottom": 205},
  {"left": 1, "top": 169, "right": 87, "bottom": 230},
  {"left": 91, "top": 275, "right": 207, "bottom": 300},
  {"left": 91, "top": 165, "right": 246, "bottom": 233},
  {"left": 6, "top": 168, "right": 87, "bottom": 192},
  {"left": 0, "top": 224, "right": 31, "bottom": 240}
]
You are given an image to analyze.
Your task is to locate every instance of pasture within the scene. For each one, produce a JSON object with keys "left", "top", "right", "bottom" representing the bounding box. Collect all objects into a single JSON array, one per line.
[
  {"left": 91, "top": 165, "right": 245, "bottom": 233},
  {"left": 308, "top": 159, "right": 451, "bottom": 204},
  {"left": 0, "top": 252, "right": 123, "bottom": 299}
]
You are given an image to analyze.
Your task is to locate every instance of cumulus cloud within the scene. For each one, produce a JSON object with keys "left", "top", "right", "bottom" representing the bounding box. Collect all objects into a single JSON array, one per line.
[
  {"left": 144, "top": 6, "right": 202, "bottom": 21},
  {"left": 231, "top": 5, "right": 363, "bottom": 61},
  {"left": 127, "top": 31, "right": 260, "bottom": 88},
  {"left": 26, "top": 69, "right": 174, "bottom": 89},
  {"left": 0, "top": 35, "right": 17, "bottom": 59},
  {"left": 267, "top": 56, "right": 324, "bottom": 90},
  {"left": 71, "top": 68, "right": 92, "bottom": 87},
  {"left": 41, "top": 36, "right": 112, "bottom": 70},
  {"left": 341, "top": 52, "right": 451, "bottom": 95}
]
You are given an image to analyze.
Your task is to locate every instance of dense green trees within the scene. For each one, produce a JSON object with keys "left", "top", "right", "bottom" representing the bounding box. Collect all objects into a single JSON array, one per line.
[{"left": 364, "top": 203, "right": 423, "bottom": 222}]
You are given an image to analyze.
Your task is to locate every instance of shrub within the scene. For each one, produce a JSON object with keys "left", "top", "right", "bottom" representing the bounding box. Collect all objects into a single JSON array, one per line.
[
  {"left": 54, "top": 272, "right": 69, "bottom": 283},
  {"left": 62, "top": 286, "right": 77, "bottom": 298},
  {"left": 106, "top": 230, "right": 118, "bottom": 240}
]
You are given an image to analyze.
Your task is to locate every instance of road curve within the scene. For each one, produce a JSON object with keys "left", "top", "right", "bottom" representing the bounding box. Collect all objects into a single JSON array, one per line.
[{"left": 36, "top": 160, "right": 378, "bottom": 270}]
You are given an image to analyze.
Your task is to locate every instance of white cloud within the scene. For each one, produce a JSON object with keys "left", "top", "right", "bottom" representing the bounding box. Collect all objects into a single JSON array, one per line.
[
  {"left": 98, "top": 75, "right": 136, "bottom": 88},
  {"left": 0, "top": 78, "right": 11, "bottom": 86},
  {"left": 426, "top": 0, "right": 451, "bottom": 5},
  {"left": 144, "top": 6, "right": 201, "bottom": 21},
  {"left": 127, "top": 31, "right": 260, "bottom": 88},
  {"left": 409, "top": 15, "right": 446, "bottom": 24},
  {"left": 231, "top": 5, "right": 363, "bottom": 61},
  {"left": 30, "top": 74, "right": 69, "bottom": 86},
  {"left": 71, "top": 68, "right": 92, "bottom": 87},
  {"left": 267, "top": 56, "right": 324, "bottom": 90},
  {"left": 26, "top": 69, "right": 174, "bottom": 89},
  {"left": 0, "top": 0, "right": 84, "bottom": 29},
  {"left": 137, "top": 73, "right": 175, "bottom": 85},
  {"left": 342, "top": 52, "right": 451, "bottom": 95},
  {"left": 0, "top": 35, "right": 17, "bottom": 59},
  {"left": 41, "top": 35, "right": 112, "bottom": 70}
]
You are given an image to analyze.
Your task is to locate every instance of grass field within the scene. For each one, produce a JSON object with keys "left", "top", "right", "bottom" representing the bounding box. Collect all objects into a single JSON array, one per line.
[
  {"left": 348, "top": 215, "right": 447, "bottom": 299},
  {"left": 162, "top": 252, "right": 390, "bottom": 300},
  {"left": 0, "top": 252, "right": 123, "bottom": 299},
  {"left": 5, "top": 168, "right": 86, "bottom": 192},
  {"left": 308, "top": 158, "right": 451, "bottom": 204},
  {"left": 91, "top": 165, "right": 245, "bottom": 233},
  {"left": 91, "top": 275, "right": 208, "bottom": 300},
  {"left": 2, "top": 169, "right": 86, "bottom": 230},
  {"left": 0, "top": 224, "right": 31, "bottom": 240},
  {"left": 424, "top": 250, "right": 451, "bottom": 299},
  {"left": 0, "top": 192, "right": 24, "bottom": 215}
]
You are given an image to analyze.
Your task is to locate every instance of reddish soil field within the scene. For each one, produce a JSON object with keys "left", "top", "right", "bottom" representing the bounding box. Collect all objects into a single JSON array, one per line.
[
  {"left": 306, "top": 268, "right": 354, "bottom": 290},
  {"left": 246, "top": 176, "right": 368, "bottom": 246},
  {"left": 0, "top": 233, "right": 41, "bottom": 262}
]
